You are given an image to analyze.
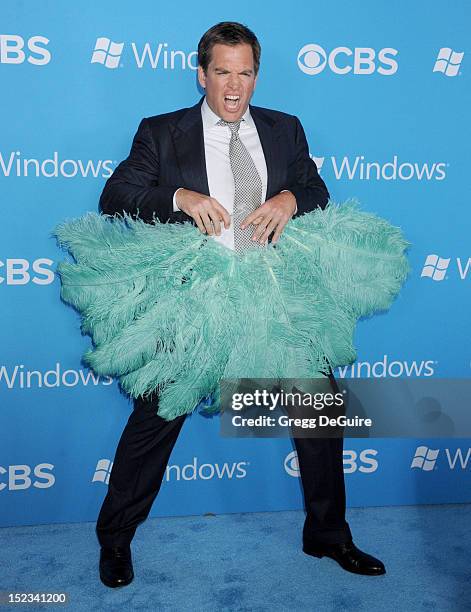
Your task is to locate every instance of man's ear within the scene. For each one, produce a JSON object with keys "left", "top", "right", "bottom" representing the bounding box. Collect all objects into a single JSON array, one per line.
[{"left": 197, "top": 66, "right": 206, "bottom": 89}]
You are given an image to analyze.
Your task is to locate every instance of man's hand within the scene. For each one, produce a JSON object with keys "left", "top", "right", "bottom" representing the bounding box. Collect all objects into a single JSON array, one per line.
[
  {"left": 241, "top": 190, "right": 297, "bottom": 244},
  {"left": 176, "top": 189, "right": 231, "bottom": 236}
]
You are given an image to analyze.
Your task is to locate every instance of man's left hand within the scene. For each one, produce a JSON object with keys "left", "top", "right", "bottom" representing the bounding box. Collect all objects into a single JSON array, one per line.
[{"left": 240, "top": 191, "right": 297, "bottom": 245}]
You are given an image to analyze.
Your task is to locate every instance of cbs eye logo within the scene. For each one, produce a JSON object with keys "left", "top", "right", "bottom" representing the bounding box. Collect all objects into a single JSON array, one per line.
[
  {"left": 297, "top": 44, "right": 327, "bottom": 75},
  {"left": 284, "top": 451, "right": 300, "bottom": 477}
]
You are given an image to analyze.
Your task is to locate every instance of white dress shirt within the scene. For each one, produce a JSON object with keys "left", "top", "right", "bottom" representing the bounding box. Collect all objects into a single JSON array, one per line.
[{"left": 173, "top": 97, "right": 294, "bottom": 250}]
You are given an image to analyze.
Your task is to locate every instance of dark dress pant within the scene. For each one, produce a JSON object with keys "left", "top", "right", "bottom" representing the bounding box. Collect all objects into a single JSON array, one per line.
[{"left": 96, "top": 380, "right": 352, "bottom": 548}]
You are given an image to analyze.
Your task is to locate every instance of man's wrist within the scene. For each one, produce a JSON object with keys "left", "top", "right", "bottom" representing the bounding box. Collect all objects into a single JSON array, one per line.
[{"left": 280, "top": 189, "right": 297, "bottom": 214}]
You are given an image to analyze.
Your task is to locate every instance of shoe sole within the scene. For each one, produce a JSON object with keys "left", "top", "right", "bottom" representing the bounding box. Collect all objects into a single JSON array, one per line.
[
  {"left": 99, "top": 571, "right": 134, "bottom": 588},
  {"left": 303, "top": 546, "right": 386, "bottom": 576}
]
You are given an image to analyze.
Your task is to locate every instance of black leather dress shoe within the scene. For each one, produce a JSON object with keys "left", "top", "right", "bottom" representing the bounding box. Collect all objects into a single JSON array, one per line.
[
  {"left": 99, "top": 546, "right": 134, "bottom": 587},
  {"left": 303, "top": 540, "right": 386, "bottom": 575}
]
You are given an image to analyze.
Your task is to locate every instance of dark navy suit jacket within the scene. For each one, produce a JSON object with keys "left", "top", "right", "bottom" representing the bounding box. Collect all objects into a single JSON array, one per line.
[{"left": 99, "top": 96, "right": 329, "bottom": 226}]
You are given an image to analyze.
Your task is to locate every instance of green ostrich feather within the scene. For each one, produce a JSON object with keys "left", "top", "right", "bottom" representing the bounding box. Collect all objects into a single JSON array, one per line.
[{"left": 52, "top": 200, "right": 410, "bottom": 420}]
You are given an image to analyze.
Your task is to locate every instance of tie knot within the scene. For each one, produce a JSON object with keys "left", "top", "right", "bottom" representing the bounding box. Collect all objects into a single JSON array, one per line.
[{"left": 217, "top": 118, "right": 242, "bottom": 136}]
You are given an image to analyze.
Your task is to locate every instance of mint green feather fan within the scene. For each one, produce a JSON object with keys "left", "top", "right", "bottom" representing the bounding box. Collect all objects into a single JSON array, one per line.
[{"left": 52, "top": 200, "right": 410, "bottom": 420}]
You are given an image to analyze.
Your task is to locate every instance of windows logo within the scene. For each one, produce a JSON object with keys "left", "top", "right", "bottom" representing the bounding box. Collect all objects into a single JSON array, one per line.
[
  {"left": 91, "top": 37, "right": 124, "bottom": 69},
  {"left": 433, "top": 48, "right": 464, "bottom": 77},
  {"left": 411, "top": 446, "right": 439, "bottom": 471},
  {"left": 421, "top": 254, "right": 450, "bottom": 281},
  {"left": 92, "top": 458, "right": 114, "bottom": 484},
  {"left": 309, "top": 154, "right": 325, "bottom": 173}
]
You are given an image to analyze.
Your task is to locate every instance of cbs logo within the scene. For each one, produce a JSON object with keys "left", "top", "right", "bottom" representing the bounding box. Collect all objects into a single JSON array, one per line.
[
  {"left": 0, "top": 463, "right": 55, "bottom": 491},
  {"left": 297, "top": 43, "right": 398, "bottom": 76},
  {"left": 285, "top": 449, "right": 378, "bottom": 476},
  {"left": 0, "top": 258, "right": 55, "bottom": 285},
  {"left": 0, "top": 34, "right": 50, "bottom": 65}
]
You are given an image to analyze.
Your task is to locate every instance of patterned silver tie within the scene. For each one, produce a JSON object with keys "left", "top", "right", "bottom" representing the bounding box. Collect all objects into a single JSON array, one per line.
[{"left": 217, "top": 119, "right": 265, "bottom": 254}]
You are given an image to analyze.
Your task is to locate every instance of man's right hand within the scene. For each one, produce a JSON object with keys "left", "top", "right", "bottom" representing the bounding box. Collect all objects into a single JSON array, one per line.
[{"left": 175, "top": 189, "right": 231, "bottom": 236}]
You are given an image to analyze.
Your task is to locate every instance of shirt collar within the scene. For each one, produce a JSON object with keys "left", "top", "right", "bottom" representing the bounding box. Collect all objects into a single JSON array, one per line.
[{"left": 201, "top": 96, "right": 254, "bottom": 130}]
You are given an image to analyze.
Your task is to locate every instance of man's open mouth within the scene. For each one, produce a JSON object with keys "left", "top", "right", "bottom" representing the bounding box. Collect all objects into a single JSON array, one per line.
[{"left": 224, "top": 95, "right": 240, "bottom": 108}]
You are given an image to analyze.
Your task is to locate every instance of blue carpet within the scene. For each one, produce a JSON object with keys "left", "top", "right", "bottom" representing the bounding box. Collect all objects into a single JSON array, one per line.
[{"left": 1, "top": 505, "right": 469, "bottom": 611}]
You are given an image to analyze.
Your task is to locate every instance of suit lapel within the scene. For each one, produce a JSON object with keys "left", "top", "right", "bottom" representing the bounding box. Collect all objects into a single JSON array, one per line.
[
  {"left": 250, "top": 104, "right": 282, "bottom": 200},
  {"left": 170, "top": 96, "right": 210, "bottom": 196}
]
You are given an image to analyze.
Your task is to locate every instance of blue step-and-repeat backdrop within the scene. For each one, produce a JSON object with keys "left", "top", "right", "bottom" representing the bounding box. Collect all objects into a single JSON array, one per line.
[{"left": 1, "top": 1, "right": 470, "bottom": 527}]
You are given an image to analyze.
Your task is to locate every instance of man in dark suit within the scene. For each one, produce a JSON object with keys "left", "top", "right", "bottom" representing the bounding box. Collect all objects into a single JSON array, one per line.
[{"left": 96, "top": 21, "right": 385, "bottom": 588}]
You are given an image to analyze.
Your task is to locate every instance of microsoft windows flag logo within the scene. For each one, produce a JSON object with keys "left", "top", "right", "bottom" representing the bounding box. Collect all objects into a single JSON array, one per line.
[
  {"left": 411, "top": 446, "right": 439, "bottom": 471},
  {"left": 421, "top": 254, "right": 450, "bottom": 281},
  {"left": 310, "top": 154, "right": 325, "bottom": 173},
  {"left": 91, "top": 37, "right": 124, "bottom": 69},
  {"left": 433, "top": 48, "right": 464, "bottom": 77},
  {"left": 92, "top": 458, "right": 114, "bottom": 484}
]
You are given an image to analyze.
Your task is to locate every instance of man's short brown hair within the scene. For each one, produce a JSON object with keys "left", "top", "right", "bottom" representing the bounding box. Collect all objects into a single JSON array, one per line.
[{"left": 198, "top": 21, "right": 261, "bottom": 74}]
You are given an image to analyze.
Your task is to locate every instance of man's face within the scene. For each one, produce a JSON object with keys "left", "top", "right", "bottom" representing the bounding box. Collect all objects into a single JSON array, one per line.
[{"left": 198, "top": 43, "right": 258, "bottom": 121}]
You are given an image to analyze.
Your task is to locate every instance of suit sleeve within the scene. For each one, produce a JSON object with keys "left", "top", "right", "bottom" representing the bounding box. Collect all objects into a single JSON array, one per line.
[
  {"left": 99, "top": 118, "right": 192, "bottom": 224},
  {"left": 287, "top": 116, "right": 330, "bottom": 218}
]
